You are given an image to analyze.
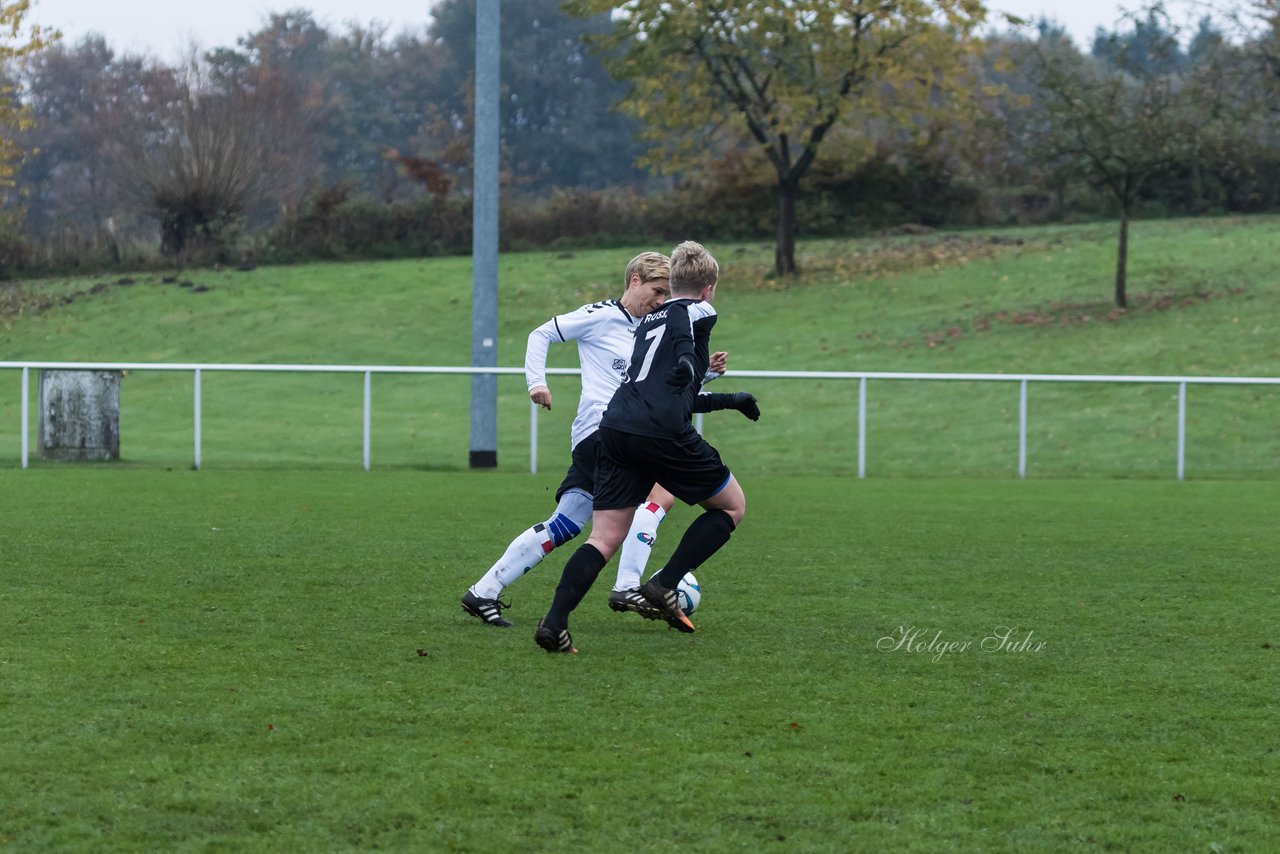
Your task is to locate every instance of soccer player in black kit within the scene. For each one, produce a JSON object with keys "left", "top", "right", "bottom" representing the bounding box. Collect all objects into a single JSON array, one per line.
[{"left": 535, "top": 241, "right": 752, "bottom": 653}]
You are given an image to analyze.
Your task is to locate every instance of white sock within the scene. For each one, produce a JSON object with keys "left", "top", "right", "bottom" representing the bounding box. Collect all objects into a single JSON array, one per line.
[
  {"left": 614, "top": 501, "right": 667, "bottom": 591},
  {"left": 471, "top": 524, "right": 553, "bottom": 600}
]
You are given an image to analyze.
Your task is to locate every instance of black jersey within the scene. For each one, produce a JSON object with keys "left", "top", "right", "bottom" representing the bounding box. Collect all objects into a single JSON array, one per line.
[{"left": 600, "top": 298, "right": 718, "bottom": 439}]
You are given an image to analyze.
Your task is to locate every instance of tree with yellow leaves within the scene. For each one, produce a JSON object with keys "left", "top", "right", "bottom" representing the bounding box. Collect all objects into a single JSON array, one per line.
[
  {"left": 0, "top": 0, "right": 56, "bottom": 197},
  {"left": 567, "top": 0, "right": 987, "bottom": 276}
]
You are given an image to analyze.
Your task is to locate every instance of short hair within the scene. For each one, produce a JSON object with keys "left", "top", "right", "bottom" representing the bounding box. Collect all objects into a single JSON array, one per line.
[
  {"left": 669, "top": 241, "right": 719, "bottom": 296},
  {"left": 624, "top": 251, "right": 670, "bottom": 287}
]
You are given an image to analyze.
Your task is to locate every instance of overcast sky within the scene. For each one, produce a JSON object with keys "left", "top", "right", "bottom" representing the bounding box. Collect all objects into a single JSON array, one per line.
[{"left": 29, "top": 1, "right": 1204, "bottom": 60}]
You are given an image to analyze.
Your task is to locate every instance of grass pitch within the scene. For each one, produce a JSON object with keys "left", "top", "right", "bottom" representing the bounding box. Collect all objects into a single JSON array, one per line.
[
  {"left": 1, "top": 469, "right": 1275, "bottom": 851},
  {"left": 1, "top": 217, "right": 1276, "bottom": 848}
]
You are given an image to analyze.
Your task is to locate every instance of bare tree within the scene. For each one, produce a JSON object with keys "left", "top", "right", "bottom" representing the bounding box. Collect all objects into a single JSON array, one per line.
[
  {"left": 105, "top": 50, "right": 315, "bottom": 259},
  {"left": 1029, "top": 19, "right": 1199, "bottom": 308},
  {"left": 20, "top": 38, "right": 159, "bottom": 259}
]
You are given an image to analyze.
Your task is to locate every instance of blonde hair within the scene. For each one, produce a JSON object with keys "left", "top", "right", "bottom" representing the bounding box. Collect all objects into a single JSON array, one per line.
[
  {"left": 669, "top": 241, "right": 719, "bottom": 296},
  {"left": 623, "top": 251, "right": 670, "bottom": 288}
]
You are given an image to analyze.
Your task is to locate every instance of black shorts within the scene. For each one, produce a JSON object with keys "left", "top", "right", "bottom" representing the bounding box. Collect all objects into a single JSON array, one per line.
[
  {"left": 554, "top": 431, "right": 601, "bottom": 502},
  {"left": 593, "top": 426, "right": 732, "bottom": 510}
]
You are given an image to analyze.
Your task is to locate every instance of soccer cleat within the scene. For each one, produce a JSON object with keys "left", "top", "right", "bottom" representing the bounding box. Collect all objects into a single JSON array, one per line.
[
  {"left": 608, "top": 587, "right": 664, "bottom": 620},
  {"left": 534, "top": 618, "right": 578, "bottom": 654},
  {"left": 461, "top": 590, "right": 513, "bottom": 627},
  {"left": 638, "top": 579, "right": 696, "bottom": 633}
]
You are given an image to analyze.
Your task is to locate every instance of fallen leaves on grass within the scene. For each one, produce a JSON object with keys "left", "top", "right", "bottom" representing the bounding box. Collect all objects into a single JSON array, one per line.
[
  {"left": 739, "top": 233, "right": 1038, "bottom": 291},
  {"left": 1, "top": 276, "right": 214, "bottom": 326},
  {"left": 907, "top": 287, "right": 1249, "bottom": 350}
]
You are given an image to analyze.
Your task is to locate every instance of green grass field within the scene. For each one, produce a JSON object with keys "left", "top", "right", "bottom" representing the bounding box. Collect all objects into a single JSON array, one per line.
[
  {"left": 1, "top": 218, "right": 1277, "bottom": 849},
  {"left": 2, "top": 216, "right": 1278, "bottom": 477},
  {"left": 1, "top": 470, "right": 1275, "bottom": 850}
]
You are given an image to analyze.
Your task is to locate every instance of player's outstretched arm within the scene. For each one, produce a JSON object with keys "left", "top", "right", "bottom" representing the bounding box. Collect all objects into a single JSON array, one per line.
[{"left": 691, "top": 391, "right": 760, "bottom": 421}]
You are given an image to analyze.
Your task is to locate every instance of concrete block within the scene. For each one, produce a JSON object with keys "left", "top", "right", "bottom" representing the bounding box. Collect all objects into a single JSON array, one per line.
[{"left": 39, "top": 370, "right": 121, "bottom": 461}]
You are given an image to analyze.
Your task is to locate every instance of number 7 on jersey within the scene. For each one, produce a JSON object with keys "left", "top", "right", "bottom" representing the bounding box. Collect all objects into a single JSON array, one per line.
[{"left": 632, "top": 325, "right": 666, "bottom": 382}]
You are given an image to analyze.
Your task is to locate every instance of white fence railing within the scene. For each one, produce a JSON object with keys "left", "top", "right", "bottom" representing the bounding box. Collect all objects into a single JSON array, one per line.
[{"left": 4, "top": 361, "right": 1279, "bottom": 478}]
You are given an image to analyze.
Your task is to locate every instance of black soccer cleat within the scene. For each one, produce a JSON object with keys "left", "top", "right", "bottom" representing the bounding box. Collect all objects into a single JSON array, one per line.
[
  {"left": 534, "top": 618, "right": 578, "bottom": 654},
  {"left": 638, "top": 579, "right": 696, "bottom": 633},
  {"left": 461, "top": 590, "right": 513, "bottom": 627},
  {"left": 608, "top": 587, "right": 664, "bottom": 620}
]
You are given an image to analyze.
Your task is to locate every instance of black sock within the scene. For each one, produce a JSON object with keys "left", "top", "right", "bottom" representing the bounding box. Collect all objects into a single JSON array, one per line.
[
  {"left": 545, "top": 543, "right": 608, "bottom": 628},
  {"left": 655, "top": 509, "right": 735, "bottom": 589}
]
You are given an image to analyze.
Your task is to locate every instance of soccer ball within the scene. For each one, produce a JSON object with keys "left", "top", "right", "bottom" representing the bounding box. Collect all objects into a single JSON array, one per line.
[{"left": 676, "top": 572, "right": 701, "bottom": 617}]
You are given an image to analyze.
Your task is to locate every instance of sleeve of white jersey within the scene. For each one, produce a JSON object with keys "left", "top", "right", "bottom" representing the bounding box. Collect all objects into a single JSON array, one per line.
[
  {"left": 525, "top": 317, "right": 559, "bottom": 391},
  {"left": 525, "top": 303, "right": 594, "bottom": 391}
]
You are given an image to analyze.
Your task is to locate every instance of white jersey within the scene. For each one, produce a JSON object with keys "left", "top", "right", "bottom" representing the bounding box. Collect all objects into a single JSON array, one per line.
[{"left": 525, "top": 299, "right": 640, "bottom": 450}]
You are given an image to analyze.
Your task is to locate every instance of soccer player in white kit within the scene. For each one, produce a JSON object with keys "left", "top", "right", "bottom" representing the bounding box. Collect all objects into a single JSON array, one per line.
[{"left": 460, "top": 252, "right": 756, "bottom": 627}]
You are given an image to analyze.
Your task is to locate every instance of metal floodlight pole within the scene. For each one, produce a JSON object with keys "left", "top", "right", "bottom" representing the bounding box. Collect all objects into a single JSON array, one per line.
[{"left": 469, "top": 0, "right": 500, "bottom": 469}]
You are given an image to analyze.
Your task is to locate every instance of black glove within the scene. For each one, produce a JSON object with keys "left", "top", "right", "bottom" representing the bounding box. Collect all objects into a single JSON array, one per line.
[
  {"left": 665, "top": 355, "right": 696, "bottom": 390},
  {"left": 731, "top": 392, "right": 760, "bottom": 421}
]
